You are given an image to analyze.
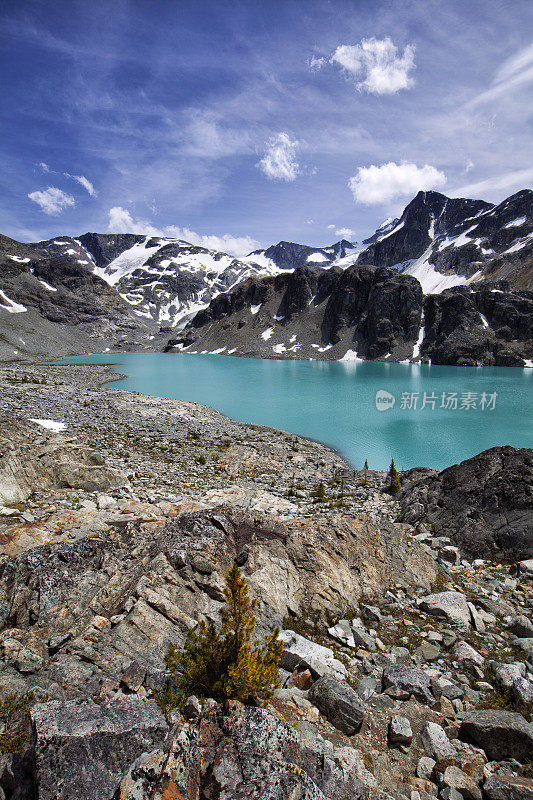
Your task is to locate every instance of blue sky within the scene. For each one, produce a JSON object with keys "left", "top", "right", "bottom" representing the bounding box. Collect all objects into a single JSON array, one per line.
[{"left": 1, "top": 0, "right": 532, "bottom": 254}]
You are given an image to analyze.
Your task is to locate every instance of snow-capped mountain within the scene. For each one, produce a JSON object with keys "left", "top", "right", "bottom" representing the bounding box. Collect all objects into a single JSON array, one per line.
[
  {"left": 33, "top": 233, "right": 288, "bottom": 327},
  {"left": 355, "top": 189, "right": 533, "bottom": 293},
  {"left": 30, "top": 188, "right": 532, "bottom": 331}
]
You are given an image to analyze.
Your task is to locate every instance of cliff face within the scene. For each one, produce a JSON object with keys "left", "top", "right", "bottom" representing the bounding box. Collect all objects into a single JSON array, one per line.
[{"left": 167, "top": 264, "right": 533, "bottom": 367}]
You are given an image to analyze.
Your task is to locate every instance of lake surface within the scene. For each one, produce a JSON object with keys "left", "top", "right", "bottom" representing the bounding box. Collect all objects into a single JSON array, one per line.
[{"left": 57, "top": 353, "right": 532, "bottom": 471}]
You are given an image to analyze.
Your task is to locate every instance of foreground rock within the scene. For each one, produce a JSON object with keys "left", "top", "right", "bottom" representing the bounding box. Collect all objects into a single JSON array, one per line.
[
  {"left": 31, "top": 698, "right": 168, "bottom": 800},
  {"left": 115, "top": 700, "right": 376, "bottom": 800},
  {"left": 308, "top": 675, "right": 366, "bottom": 734},
  {"left": 459, "top": 710, "right": 533, "bottom": 761},
  {"left": 398, "top": 447, "right": 533, "bottom": 559},
  {"left": 419, "top": 591, "right": 471, "bottom": 628}
]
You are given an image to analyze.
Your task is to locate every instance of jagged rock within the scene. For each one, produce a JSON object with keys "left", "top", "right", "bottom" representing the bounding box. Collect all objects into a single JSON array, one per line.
[
  {"left": 509, "top": 616, "right": 533, "bottom": 639},
  {"left": 114, "top": 700, "right": 374, "bottom": 799},
  {"left": 398, "top": 448, "right": 533, "bottom": 559},
  {"left": 513, "top": 677, "right": 533, "bottom": 707},
  {"left": 360, "top": 604, "right": 382, "bottom": 624},
  {"left": 328, "top": 619, "right": 356, "bottom": 648},
  {"left": 483, "top": 775, "right": 533, "bottom": 800},
  {"left": 421, "top": 722, "right": 457, "bottom": 761},
  {"left": 382, "top": 665, "right": 435, "bottom": 704},
  {"left": 419, "top": 592, "right": 471, "bottom": 628},
  {"left": 439, "top": 765, "right": 482, "bottom": 800},
  {"left": 31, "top": 698, "right": 168, "bottom": 800},
  {"left": 417, "top": 756, "right": 437, "bottom": 780},
  {"left": 389, "top": 715, "right": 413, "bottom": 745},
  {"left": 453, "top": 642, "right": 484, "bottom": 669},
  {"left": 279, "top": 631, "right": 346, "bottom": 679},
  {"left": 308, "top": 675, "right": 366, "bottom": 735},
  {"left": 490, "top": 662, "right": 527, "bottom": 691},
  {"left": 468, "top": 603, "right": 486, "bottom": 634},
  {"left": 459, "top": 711, "right": 533, "bottom": 761}
]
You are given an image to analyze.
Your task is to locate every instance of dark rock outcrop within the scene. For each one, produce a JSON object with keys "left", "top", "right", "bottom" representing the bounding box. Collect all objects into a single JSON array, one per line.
[
  {"left": 459, "top": 710, "right": 533, "bottom": 761},
  {"left": 308, "top": 674, "right": 366, "bottom": 734},
  {"left": 398, "top": 447, "right": 533, "bottom": 559},
  {"left": 31, "top": 698, "right": 168, "bottom": 800},
  {"left": 114, "top": 700, "right": 375, "bottom": 799}
]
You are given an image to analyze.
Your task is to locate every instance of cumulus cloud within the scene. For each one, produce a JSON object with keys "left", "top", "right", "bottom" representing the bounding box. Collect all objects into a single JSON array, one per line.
[
  {"left": 257, "top": 133, "right": 300, "bottom": 182},
  {"left": 28, "top": 187, "right": 76, "bottom": 215},
  {"left": 107, "top": 207, "right": 259, "bottom": 257},
  {"left": 37, "top": 161, "right": 52, "bottom": 173},
  {"left": 348, "top": 162, "right": 446, "bottom": 204},
  {"left": 65, "top": 173, "right": 97, "bottom": 196},
  {"left": 335, "top": 227, "right": 356, "bottom": 238},
  {"left": 329, "top": 37, "right": 415, "bottom": 95}
]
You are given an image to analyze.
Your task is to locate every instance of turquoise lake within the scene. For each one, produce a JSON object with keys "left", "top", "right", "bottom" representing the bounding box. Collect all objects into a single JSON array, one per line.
[{"left": 57, "top": 353, "right": 533, "bottom": 471}]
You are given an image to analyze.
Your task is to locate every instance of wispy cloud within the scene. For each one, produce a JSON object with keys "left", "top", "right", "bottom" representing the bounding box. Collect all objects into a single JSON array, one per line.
[
  {"left": 326, "top": 38, "right": 416, "bottom": 95},
  {"left": 28, "top": 187, "right": 76, "bottom": 215},
  {"left": 348, "top": 162, "right": 446, "bottom": 204},
  {"left": 257, "top": 133, "right": 300, "bottom": 181},
  {"left": 107, "top": 207, "right": 259, "bottom": 257},
  {"left": 469, "top": 42, "right": 533, "bottom": 107},
  {"left": 65, "top": 174, "right": 97, "bottom": 196},
  {"left": 450, "top": 167, "right": 533, "bottom": 199}
]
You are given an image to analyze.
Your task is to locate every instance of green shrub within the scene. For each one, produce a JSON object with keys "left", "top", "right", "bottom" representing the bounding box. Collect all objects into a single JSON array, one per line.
[{"left": 161, "top": 564, "right": 282, "bottom": 712}]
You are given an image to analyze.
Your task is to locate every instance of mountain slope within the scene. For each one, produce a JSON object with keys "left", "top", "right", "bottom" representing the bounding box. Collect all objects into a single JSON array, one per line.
[
  {"left": 356, "top": 189, "right": 533, "bottom": 292},
  {"left": 0, "top": 234, "right": 156, "bottom": 359},
  {"left": 166, "top": 264, "right": 533, "bottom": 367},
  {"left": 33, "top": 233, "right": 284, "bottom": 328}
]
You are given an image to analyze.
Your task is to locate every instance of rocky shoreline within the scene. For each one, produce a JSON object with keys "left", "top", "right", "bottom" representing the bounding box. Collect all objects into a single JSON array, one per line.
[{"left": 0, "top": 361, "right": 533, "bottom": 800}]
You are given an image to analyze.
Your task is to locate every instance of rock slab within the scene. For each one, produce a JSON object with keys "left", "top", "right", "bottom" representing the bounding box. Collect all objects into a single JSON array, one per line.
[{"left": 31, "top": 698, "right": 168, "bottom": 800}]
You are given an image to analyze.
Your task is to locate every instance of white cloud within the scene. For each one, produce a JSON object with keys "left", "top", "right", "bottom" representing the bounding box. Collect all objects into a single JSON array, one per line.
[
  {"left": 469, "top": 43, "right": 533, "bottom": 107},
  {"left": 335, "top": 227, "right": 356, "bottom": 238},
  {"left": 348, "top": 162, "right": 446, "bottom": 204},
  {"left": 450, "top": 167, "right": 533, "bottom": 201},
  {"left": 66, "top": 174, "right": 97, "bottom": 196},
  {"left": 37, "top": 162, "right": 52, "bottom": 173},
  {"left": 107, "top": 207, "right": 260, "bottom": 257},
  {"left": 308, "top": 55, "right": 326, "bottom": 70},
  {"left": 257, "top": 132, "right": 300, "bottom": 182},
  {"left": 327, "top": 224, "right": 335, "bottom": 229},
  {"left": 28, "top": 187, "right": 76, "bottom": 215},
  {"left": 330, "top": 38, "right": 415, "bottom": 95}
]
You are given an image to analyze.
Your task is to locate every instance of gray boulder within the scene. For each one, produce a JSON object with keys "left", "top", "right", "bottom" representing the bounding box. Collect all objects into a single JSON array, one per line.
[
  {"left": 31, "top": 698, "right": 168, "bottom": 800},
  {"left": 115, "top": 701, "right": 374, "bottom": 799},
  {"left": 419, "top": 592, "right": 471, "bottom": 628},
  {"left": 440, "top": 765, "right": 482, "bottom": 800},
  {"left": 513, "top": 677, "right": 533, "bottom": 708},
  {"left": 483, "top": 775, "right": 533, "bottom": 800},
  {"left": 459, "top": 710, "right": 533, "bottom": 761},
  {"left": 421, "top": 721, "right": 457, "bottom": 761},
  {"left": 308, "top": 675, "right": 366, "bottom": 735},
  {"left": 514, "top": 639, "right": 533, "bottom": 662},
  {"left": 509, "top": 616, "right": 533, "bottom": 639},
  {"left": 279, "top": 630, "right": 346, "bottom": 679},
  {"left": 382, "top": 665, "right": 435, "bottom": 704},
  {"left": 389, "top": 715, "right": 413, "bottom": 745},
  {"left": 453, "top": 641, "right": 484, "bottom": 669},
  {"left": 490, "top": 661, "right": 527, "bottom": 690}
]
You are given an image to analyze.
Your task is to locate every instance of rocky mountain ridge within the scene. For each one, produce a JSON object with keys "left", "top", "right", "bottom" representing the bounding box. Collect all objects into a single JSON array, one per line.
[
  {"left": 1, "top": 188, "right": 531, "bottom": 362},
  {"left": 167, "top": 265, "right": 533, "bottom": 366},
  {"left": 0, "top": 234, "right": 159, "bottom": 360}
]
